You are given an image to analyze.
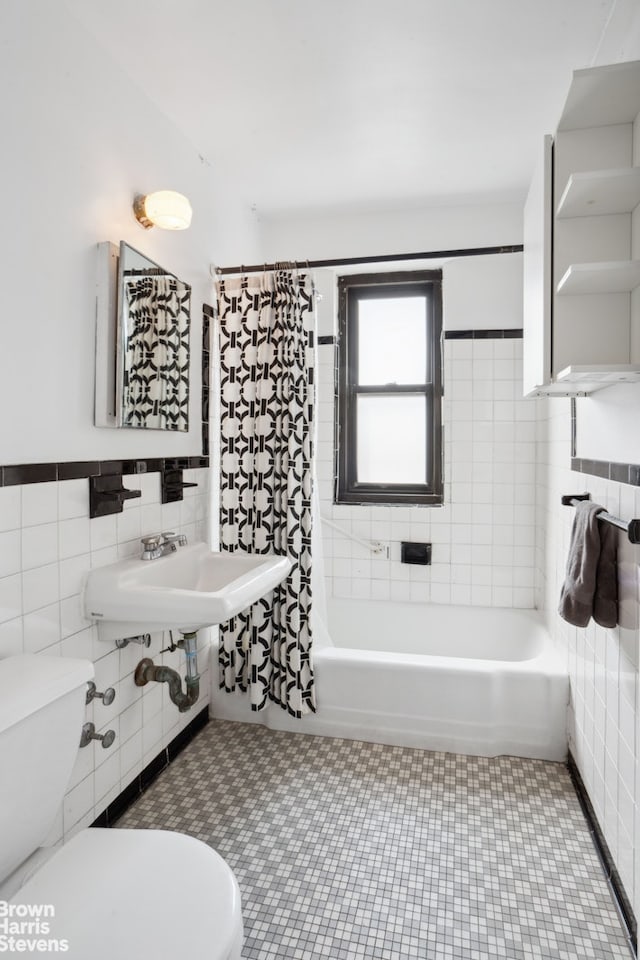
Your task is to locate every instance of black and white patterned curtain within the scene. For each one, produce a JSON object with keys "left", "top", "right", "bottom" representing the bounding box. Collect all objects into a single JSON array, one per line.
[
  {"left": 122, "top": 275, "right": 190, "bottom": 431},
  {"left": 216, "top": 271, "right": 316, "bottom": 717}
]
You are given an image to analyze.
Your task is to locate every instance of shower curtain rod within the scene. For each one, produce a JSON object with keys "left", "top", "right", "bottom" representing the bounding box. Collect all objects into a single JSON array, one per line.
[{"left": 213, "top": 243, "right": 524, "bottom": 277}]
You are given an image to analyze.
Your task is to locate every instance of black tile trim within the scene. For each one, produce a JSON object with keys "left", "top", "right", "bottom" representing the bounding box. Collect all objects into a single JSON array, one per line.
[
  {"left": 568, "top": 753, "right": 637, "bottom": 956},
  {"left": 3, "top": 463, "right": 57, "bottom": 486},
  {"left": 57, "top": 461, "right": 100, "bottom": 481},
  {"left": 571, "top": 457, "right": 640, "bottom": 487},
  {"left": 444, "top": 328, "right": 523, "bottom": 340},
  {"left": 90, "top": 707, "right": 209, "bottom": 828},
  {"left": 0, "top": 456, "right": 210, "bottom": 487},
  {"left": 318, "top": 335, "right": 336, "bottom": 345}
]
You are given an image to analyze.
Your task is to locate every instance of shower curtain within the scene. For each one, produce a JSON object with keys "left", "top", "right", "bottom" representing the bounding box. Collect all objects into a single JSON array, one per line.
[{"left": 216, "top": 270, "right": 316, "bottom": 716}]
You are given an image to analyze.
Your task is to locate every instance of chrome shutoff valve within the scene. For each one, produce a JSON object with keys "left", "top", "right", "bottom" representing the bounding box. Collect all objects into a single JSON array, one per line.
[
  {"left": 79, "top": 722, "right": 116, "bottom": 749},
  {"left": 85, "top": 681, "right": 116, "bottom": 706}
]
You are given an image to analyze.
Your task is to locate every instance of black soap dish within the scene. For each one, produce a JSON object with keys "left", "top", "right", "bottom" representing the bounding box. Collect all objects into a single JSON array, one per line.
[{"left": 89, "top": 474, "right": 141, "bottom": 519}]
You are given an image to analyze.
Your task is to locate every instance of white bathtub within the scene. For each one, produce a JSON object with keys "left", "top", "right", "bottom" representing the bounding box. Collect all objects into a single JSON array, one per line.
[{"left": 210, "top": 599, "right": 568, "bottom": 761}]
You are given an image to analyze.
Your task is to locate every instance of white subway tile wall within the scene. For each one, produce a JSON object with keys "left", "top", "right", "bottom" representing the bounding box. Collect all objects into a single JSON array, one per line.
[
  {"left": 317, "top": 336, "right": 537, "bottom": 607},
  {"left": 537, "top": 396, "right": 639, "bottom": 916},
  {"left": 0, "top": 468, "right": 212, "bottom": 846}
]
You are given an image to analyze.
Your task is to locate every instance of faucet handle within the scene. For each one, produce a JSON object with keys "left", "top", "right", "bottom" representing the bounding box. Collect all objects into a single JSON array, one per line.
[
  {"left": 161, "top": 531, "right": 188, "bottom": 546},
  {"left": 142, "top": 534, "right": 162, "bottom": 547},
  {"left": 140, "top": 534, "right": 163, "bottom": 561}
]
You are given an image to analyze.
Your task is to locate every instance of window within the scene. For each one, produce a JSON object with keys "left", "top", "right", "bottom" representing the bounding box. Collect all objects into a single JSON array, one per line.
[{"left": 335, "top": 270, "right": 442, "bottom": 505}]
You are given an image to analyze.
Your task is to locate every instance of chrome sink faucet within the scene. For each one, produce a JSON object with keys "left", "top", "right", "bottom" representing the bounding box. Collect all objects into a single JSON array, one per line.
[{"left": 140, "top": 532, "right": 188, "bottom": 561}]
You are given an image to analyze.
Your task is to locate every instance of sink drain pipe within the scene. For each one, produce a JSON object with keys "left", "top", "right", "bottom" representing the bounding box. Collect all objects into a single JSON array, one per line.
[{"left": 134, "top": 631, "right": 200, "bottom": 712}]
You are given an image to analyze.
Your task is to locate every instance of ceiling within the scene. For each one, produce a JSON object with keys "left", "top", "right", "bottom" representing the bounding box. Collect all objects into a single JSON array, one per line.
[{"left": 66, "top": 0, "right": 615, "bottom": 218}]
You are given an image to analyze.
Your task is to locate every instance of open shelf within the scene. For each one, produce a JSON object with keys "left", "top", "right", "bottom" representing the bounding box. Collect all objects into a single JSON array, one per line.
[
  {"left": 556, "top": 167, "right": 640, "bottom": 219},
  {"left": 557, "top": 61, "right": 640, "bottom": 131},
  {"left": 556, "top": 260, "right": 640, "bottom": 295},
  {"left": 555, "top": 364, "right": 640, "bottom": 392},
  {"left": 524, "top": 59, "right": 640, "bottom": 399}
]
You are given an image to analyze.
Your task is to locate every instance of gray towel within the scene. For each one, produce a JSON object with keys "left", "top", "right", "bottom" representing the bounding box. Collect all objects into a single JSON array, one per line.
[
  {"left": 593, "top": 519, "right": 618, "bottom": 628},
  {"left": 559, "top": 501, "right": 618, "bottom": 628}
]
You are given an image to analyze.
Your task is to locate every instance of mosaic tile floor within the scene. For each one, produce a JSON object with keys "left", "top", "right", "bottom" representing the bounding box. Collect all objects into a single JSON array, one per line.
[{"left": 116, "top": 720, "right": 633, "bottom": 960}]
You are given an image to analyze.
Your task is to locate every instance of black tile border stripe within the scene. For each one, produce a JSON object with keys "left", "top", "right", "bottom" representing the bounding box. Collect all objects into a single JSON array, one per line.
[
  {"left": 90, "top": 706, "right": 209, "bottom": 828},
  {"left": 0, "top": 456, "right": 210, "bottom": 488},
  {"left": 568, "top": 752, "right": 637, "bottom": 956},
  {"left": 444, "top": 328, "right": 523, "bottom": 340},
  {"left": 571, "top": 458, "right": 640, "bottom": 487},
  {"left": 0, "top": 302, "right": 215, "bottom": 489}
]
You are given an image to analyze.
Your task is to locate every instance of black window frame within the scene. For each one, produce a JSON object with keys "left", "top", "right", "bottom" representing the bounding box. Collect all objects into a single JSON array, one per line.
[{"left": 335, "top": 270, "right": 443, "bottom": 506}]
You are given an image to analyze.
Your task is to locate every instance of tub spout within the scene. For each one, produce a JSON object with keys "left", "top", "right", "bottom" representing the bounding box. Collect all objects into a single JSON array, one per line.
[{"left": 134, "top": 657, "right": 200, "bottom": 713}]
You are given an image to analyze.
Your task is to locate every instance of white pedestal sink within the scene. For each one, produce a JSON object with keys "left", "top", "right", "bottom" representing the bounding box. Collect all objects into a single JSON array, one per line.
[{"left": 83, "top": 542, "right": 291, "bottom": 642}]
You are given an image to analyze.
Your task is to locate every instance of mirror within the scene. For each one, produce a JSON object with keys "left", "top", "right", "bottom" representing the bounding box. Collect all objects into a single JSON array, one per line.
[{"left": 114, "top": 242, "right": 191, "bottom": 431}]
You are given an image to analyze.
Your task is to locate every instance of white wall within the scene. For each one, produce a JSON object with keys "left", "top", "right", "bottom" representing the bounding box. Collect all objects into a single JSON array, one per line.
[
  {"left": 259, "top": 200, "right": 522, "bottom": 263},
  {"left": 0, "top": 1, "right": 260, "bottom": 465},
  {"left": 443, "top": 253, "right": 523, "bottom": 330},
  {"left": 0, "top": 2, "right": 259, "bottom": 845}
]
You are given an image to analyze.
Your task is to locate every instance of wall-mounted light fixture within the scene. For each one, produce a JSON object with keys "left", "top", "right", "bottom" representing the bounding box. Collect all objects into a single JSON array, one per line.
[{"left": 133, "top": 190, "right": 192, "bottom": 231}]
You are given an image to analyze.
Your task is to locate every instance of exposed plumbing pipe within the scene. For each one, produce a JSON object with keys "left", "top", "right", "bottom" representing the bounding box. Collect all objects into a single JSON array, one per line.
[{"left": 134, "top": 631, "right": 200, "bottom": 713}]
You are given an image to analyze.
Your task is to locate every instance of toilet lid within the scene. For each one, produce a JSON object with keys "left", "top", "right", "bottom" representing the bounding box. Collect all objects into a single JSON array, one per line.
[{"left": 9, "top": 829, "right": 241, "bottom": 960}]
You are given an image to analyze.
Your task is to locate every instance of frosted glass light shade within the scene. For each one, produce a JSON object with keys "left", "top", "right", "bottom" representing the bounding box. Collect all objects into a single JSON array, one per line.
[{"left": 134, "top": 190, "right": 192, "bottom": 230}]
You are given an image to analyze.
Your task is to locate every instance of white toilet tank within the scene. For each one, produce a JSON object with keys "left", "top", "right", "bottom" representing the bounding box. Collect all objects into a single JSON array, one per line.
[{"left": 0, "top": 654, "right": 94, "bottom": 883}]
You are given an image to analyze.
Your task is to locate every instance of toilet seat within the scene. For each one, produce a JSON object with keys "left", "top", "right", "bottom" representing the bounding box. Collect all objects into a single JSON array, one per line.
[{"left": 9, "top": 828, "right": 243, "bottom": 960}]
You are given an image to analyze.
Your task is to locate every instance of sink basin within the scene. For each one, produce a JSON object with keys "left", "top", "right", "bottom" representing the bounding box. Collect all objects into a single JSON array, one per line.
[{"left": 83, "top": 542, "right": 291, "bottom": 641}]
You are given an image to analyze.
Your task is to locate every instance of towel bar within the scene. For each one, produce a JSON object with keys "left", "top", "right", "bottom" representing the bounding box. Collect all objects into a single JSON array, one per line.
[{"left": 562, "top": 493, "right": 640, "bottom": 544}]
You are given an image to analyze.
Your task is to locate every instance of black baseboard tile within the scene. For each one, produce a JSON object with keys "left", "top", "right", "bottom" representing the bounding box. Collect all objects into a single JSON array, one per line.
[
  {"left": 100, "top": 777, "right": 143, "bottom": 828},
  {"left": 140, "top": 751, "right": 169, "bottom": 791},
  {"left": 167, "top": 706, "right": 209, "bottom": 761},
  {"left": 90, "top": 707, "right": 210, "bottom": 829},
  {"left": 567, "top": 753, "right": 637, "bottom": 956}
]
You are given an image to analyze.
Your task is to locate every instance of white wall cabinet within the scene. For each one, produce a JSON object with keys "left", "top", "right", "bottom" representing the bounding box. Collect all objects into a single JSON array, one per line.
[{"left": 523, "top": 59, "right": 640, "bottom": 396}]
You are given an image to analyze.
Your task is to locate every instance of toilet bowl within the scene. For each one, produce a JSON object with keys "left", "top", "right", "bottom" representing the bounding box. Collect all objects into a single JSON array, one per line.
[
  {"left": 0, "top": 655, "right": 243, "bottom": 960},
  {"left": 8, "top": 829, "right": 243, "bottom": 960}
]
